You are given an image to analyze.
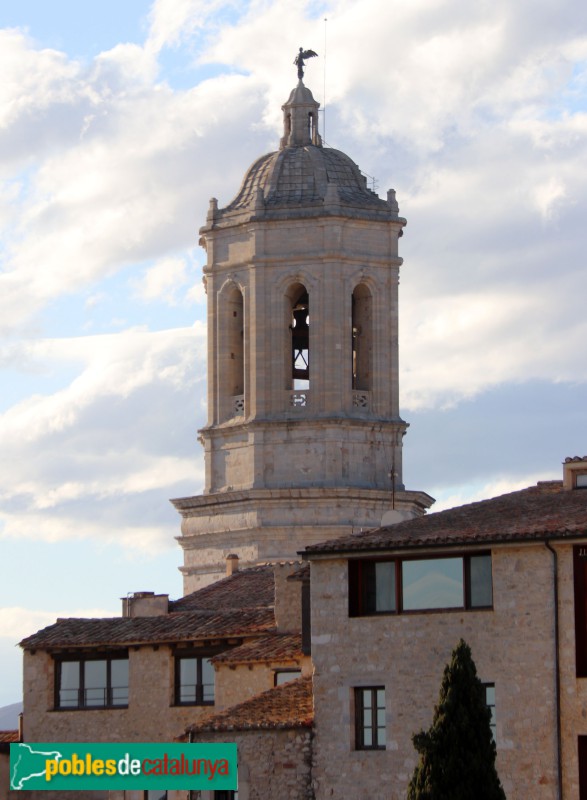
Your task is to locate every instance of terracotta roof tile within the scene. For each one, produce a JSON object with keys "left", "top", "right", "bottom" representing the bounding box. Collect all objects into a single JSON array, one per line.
[
  {"left": 170, "top": 565, "right": 274, "bottom": 612},
  {"left": 186, "top": 676, "right": 313, "bottom": 733},
  {"left": 305, "top": 482, "right": 587, "bottom": 555},
  {"left": 0, "top": 730, "right": 19, "bottom": 743},
  {"left": 212, "top": 633, "right": 303, "bottom": 665},
  {"left": 20, "top": 608, "right": 275, "bottom": 650}
]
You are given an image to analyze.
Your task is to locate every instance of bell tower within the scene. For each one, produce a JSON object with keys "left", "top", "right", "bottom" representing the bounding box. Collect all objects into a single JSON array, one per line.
[{"left": 173, "top": 74, "right": 433, "bottom": 591}]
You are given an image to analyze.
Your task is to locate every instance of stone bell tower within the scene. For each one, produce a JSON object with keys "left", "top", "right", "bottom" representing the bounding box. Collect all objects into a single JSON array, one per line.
[{"left": 173, "top": 73, "right": 433, "bottom": 591}]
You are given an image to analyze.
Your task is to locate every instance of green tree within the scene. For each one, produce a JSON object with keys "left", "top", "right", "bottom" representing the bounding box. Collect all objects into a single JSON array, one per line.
[{"left": 407, "top": 639, "right": 506, "bottom": 800}]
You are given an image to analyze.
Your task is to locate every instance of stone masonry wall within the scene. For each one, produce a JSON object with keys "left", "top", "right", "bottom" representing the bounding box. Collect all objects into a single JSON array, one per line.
[
  {"left": 309, "top": 544, "right": 578, "bottom": 800},
  {"left": 190, "top": 727, "right": 313, "bottom": 800},
  {"left": 23, "top": 645, "right": 221, "bottom": 745}
]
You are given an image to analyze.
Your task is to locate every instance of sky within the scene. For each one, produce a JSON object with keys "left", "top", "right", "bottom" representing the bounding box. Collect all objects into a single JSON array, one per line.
[{"left": 0, "top": 0, "right": 586, "bottom": 708}]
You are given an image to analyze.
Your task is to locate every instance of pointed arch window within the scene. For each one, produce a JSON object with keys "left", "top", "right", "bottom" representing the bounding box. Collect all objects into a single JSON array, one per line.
[{"left": 352, "top": 284, "right": 372, "bottom": 391}]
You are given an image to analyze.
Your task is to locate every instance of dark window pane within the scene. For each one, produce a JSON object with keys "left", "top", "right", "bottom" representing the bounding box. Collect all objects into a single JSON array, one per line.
[
  {"left": 202, "top": 657, "right": 215, "bottom": 702},
  {"left": 84, "top": 660, "right": 107, "bottom": 707},
  {"left": 374, "top": 562, "right": 396, "bottom": 611},
  {"left": 179, "top": 658, "right": 197, "bottom": 703},
  {"left": 111, "top": 659, "right": 129, "bottom": 705},
  {"left": 59, "top": 661, "right": 80, "bottom": 707},
  {"left": 402, "top": 558, "right": 463, "bottom": 610},
  {"left": 470, "top": 555, "right": 493, "bottom": 607}
]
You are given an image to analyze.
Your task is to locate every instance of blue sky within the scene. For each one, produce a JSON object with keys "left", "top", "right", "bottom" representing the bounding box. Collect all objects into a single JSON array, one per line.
[{"left": 1, "top": 0, "right": 587, "bottom": 707}]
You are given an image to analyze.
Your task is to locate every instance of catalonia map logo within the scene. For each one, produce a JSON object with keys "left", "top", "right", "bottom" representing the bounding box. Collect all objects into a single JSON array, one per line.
[{"left": 10, "top": 742, "right": 237, "bottom": 791}]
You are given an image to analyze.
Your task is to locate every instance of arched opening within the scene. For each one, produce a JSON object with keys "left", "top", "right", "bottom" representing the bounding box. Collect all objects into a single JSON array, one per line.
[
  {"left": 286, "top": 284, "right": 310, "bottom": 390},
  {"left": 352, "top": 284, "right": 372, "bottom": 392},
  {"left": 219, "top": 284, "right": 244, "bottom": 418}
]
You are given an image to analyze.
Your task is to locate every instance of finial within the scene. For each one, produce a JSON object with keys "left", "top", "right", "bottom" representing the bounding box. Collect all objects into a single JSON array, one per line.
[{"left": 294, "top": 47, "right": 318, "bottom": 80}]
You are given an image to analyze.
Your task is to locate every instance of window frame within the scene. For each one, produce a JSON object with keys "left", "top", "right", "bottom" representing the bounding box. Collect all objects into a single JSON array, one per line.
[
  {"left": 274, "top": 669, "right": 302, "bottom": 687},
  {"left": 174, "top": 652, "right": 216, "bottom": 706},
  {"left": 54, "top": 652, "right": 129, "bottom": 710},
  {"left": 574, "top": 545, "right": 587, "bottom": 677},
  {"left": 349, "top": 552, "right": 493, "bottom": 617},
  {"left": 482, "top": 682, "right": 496, "bottom": 740},
  {"left": 354, "top": 686, "right": 386, "bottom": 751}
]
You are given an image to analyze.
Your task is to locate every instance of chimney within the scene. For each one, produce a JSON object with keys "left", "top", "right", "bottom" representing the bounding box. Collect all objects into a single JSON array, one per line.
[
  {"left": 563, "top": 456, "right": 587, "bottom": 490},
  {"left": 226, "top": 554, "right": 239, "bottom": 576},
  {"left": 122, "top": 591, "right": 169, "bottom": 617}
]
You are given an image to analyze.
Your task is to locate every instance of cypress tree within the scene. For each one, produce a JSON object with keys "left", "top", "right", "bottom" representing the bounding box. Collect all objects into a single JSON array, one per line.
[{"left": 407, "top": 639, "right": 506, "bottom": 800}]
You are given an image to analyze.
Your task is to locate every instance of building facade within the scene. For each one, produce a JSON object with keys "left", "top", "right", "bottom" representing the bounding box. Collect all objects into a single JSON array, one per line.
[{"left": 305, "top": 456, "right": 587, "bottom": 800}]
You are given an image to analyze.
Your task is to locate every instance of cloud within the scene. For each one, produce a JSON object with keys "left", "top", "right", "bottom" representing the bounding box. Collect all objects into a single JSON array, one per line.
[
  {"left": 132, "top": 256, "right": 194, "bottom": 306},
  {"left": 0, "top": 326, "right": 207, "bottom": 551}
]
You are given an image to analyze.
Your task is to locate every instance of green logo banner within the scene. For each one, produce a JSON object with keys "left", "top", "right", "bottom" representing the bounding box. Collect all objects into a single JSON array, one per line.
[{"left": 10, "top": 742, "right": 237, "bottom": 791}]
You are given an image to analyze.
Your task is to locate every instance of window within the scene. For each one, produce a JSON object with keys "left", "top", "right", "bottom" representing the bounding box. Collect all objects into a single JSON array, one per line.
[
  {"left": 577, "top": 474, "right": 587, "bottom": 488},
  {"left": 144, "top": 792, "right": 167, "bottom": 800},
  {"left": 56, "top": 654, "right": 128, "bottom": 709},
  {"left": 349, "top": 553, "right": 493, "bottom": 616},
  {"left": 289, "top": 285, "right": 309, "bottom": 389},
  {"left": 355, "top": 687, "right": 386, "bottom": 750},
  {"left": 214, "top": 792, "right": 237, "bottom": 800},
  {"left": 175, "top": 655, "right": 214, "bottom": 705},
  {"left": 274, "top": 669, "right": 302, "bottom": 686},
  {"left": 483, "top": 683, "right": 496, "bottom": 739},
  {"left": 574, "top": 545, "right": 587, "bottom": 677}
]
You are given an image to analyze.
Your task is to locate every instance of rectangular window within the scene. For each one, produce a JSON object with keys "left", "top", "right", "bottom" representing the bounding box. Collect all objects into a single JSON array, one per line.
[
  {"left": 574, "top": 546, "right": 587, "bottom": 677},
  {"left": 175, "top": 655, "right": 215, "bottom": 705},
  {"left": 56, "top": 654, "right": 128, "bottom": 709},
  {"left": 349, "top": 553, "right": 493, "bottom": 616},
  {"left": 274, "top": 670, "right": 302, "bottom": 686},
  {"left": 483, "top": 683, "right": 496, "bottom": 739},
  {"left": 144, "top": 792, "right": 167, "bottom": 800},
  {"left": 355, "top": 687, "right": 386, "bottom": 750}
]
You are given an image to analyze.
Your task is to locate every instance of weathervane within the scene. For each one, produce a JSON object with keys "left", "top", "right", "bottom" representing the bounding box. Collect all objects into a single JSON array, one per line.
[{"left": 294, "top": 47, "right": 318, "bottom": 80}]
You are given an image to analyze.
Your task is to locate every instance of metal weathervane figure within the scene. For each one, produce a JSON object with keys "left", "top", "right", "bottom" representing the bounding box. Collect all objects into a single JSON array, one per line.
[{"left": 294, "top": 47, "right": 318, "bottom": 79}]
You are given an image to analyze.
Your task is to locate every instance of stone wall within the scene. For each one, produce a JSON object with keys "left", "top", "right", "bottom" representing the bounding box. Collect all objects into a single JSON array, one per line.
[
  {"left": 23, "top": 646, "right": 220, "bottom": 745},
  {"left": 190, "top": 727, "right": 313, "bottom": 800},
  {"left": 309, "top": 544, "right": 585, "bottom": 800}
]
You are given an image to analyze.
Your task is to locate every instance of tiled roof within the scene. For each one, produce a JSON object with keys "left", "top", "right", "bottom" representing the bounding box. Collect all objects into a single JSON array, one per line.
[
  {"left": 20, "top": 608, "right": 275, "bottom": 650},
  {"left": 186, "top": 676, "right": 313, "bottom": 733},
  {"left": 0, "top": 730, "right": 18, "bottom": 743},
  {"left": 304, "top": 482, "right": 587, "bottom": 554},
  {"left": 170, "top": 565, "right": 275, "bottom": 612},
  {"left": 212, "top": 633, "right": 303, "bottom": 665}
]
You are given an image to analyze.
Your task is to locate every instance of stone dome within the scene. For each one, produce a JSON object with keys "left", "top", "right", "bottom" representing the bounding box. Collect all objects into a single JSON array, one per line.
[
  {"left": 224, "top": 145, "right": 388, "bottom": 214},
  {"left": 212, "top": 80, "right": 396, "bottom": 224}
]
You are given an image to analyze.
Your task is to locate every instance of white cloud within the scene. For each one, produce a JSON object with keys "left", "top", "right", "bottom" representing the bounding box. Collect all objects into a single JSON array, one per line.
[
  {"left": 0, "top": 326, "right": 206, "bottom": 550},
  {"left": 132, "top": 257, "right": 189, "bottom": 305}
]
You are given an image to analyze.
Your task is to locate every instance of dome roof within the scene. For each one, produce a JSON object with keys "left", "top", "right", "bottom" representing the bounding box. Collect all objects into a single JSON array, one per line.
[
  {"left": 224, "top": 145, "right": 388, "bottom": 214},
  {"left": 209, "top": 80, "right": 399, "bottom": 225}
]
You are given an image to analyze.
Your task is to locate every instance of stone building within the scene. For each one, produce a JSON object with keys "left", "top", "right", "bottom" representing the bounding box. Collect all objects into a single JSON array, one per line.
[
  {"left": 172, "top": 74, "right": 432, "bottom": 591},
  {"left": 17, "top": 561, "right": 310, "bottom": 800},
  {"left": 305, "top": 455, "right": 587, "bottom": 800}
]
